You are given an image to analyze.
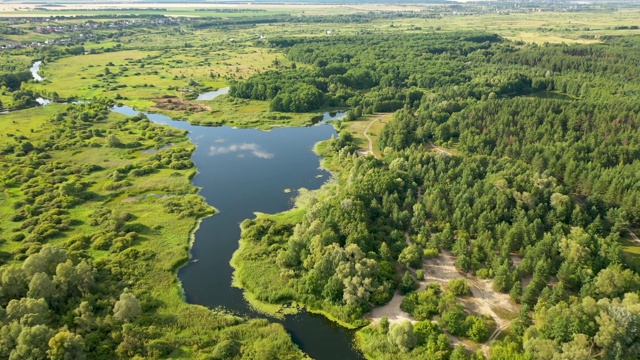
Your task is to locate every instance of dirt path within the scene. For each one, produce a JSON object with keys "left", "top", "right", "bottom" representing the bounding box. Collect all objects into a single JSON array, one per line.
[
  {"left": 428, "top": 140, "right": 452, "bottom": 156},
  {"left": 361, "top": 114, "right": 386, "bottom": 159},
  {"left": 627, "top": 228, "right": 640, "bottom": 245},
  {"left": 368, "top": 291, "right": 416, "bottom": 325},
  {"left": 463, "top": 277, "right": 517, "bottom": 356}
]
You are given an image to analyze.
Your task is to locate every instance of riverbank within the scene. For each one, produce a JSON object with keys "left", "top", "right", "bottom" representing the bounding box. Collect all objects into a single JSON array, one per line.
[{"left": 229, "top": 134, "right": 375, "bottom": 327}]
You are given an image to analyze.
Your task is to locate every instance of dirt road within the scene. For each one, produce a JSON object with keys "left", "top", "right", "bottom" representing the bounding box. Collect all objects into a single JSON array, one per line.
[
  {"left": 361, "top": 114, "right": 386, "bottom": 159},
  {"left": 428, "top": 140, "right": 452, "bottom": 156}
]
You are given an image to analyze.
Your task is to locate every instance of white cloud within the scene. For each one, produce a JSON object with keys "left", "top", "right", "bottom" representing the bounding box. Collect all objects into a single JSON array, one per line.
[{"left": 208, "top": 143, "right": 274, "bottom": 159}]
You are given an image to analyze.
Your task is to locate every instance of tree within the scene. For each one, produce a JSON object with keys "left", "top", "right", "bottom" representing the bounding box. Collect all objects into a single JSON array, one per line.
[
  {"left": 113, "top": 291, "right": 142, "bottom": 322},
  {"left": 10, "top": 325, "right": 54, "bottom": 360},
  {"left": 593, "top": 264, "right": 639, "bottom": 299},
  {"left": 493, "top": 263, "right": 512, "bottom": 293},
  {"left": 594, "top": 299, "right": 640, "bottom": 360},
  {"left": 450, "top": 344, "right": 470, "bottom": 360},
  {"left": 440, "top": 307, "right": 467, "bottom": 336},
  {"left": 378, "top": 317, "right": 389, "bottom": 334},
  {"left": 106, "top": 135, "right": 122, "bottom": 148},
  {"left": 73, "top": 302, "right": 96, "bottom": 334},
  {"left": 379, "top": 242, "right": 392, "bottom": 261},
  {"left": 509, "top": 280, "right": 522, "bottom": 303},
  {"left": 5, "top": 298, "right": 49, "bottom": 326},
  {"left": 22, "top": 246, "right": 67, "bottom": 277},
  {"left": 398, "top": 245, "right": 422, "bottom": 269},
  {"left": 27, "top": 273, "right": 56, "bottom": 304},
  {"left": 465, "top": 316, "right": 488, "bottom": 342},
  {"left": 512, "top": 304, "right": 532, "bottom": 337},
  {"left": 388, "top": 321, "right": 416, "bottom": 353},
  {"left": 490, "top": 339, "right": 530, "bottom": 360},
  {"left": 0, "top": 322, "right": 22, "bottom": 359},
  {"left": 399, "top": 271, "right": 418, "bottom": 295},
  {"left": 0, "top": 267, "right": 27, "bottom": 300},
  {"left": 448, "top": 278, "right": 471, "bottom": 296},
  {"left": 47, "top": 331, "right": 86, "bottom": 360},
  {"left": 560, "top": 333, "right": 594, "bottom": 360},
  {"left": 413, "top": 320, "right": 442, "bottom": 346}
]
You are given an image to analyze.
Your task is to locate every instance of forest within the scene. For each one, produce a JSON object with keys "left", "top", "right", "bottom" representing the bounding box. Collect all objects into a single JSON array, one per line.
[{"left": 233, "top": 31, "right": 640, "bottom": 359}]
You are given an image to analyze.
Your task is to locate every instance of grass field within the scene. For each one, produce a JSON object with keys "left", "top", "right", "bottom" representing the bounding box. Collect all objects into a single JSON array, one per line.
[
  {"left": 344, "top": 113, "right": 391, "bottom": 158},
  {"left": 621, "top": 230, "right": 640, "bottom": 270}
]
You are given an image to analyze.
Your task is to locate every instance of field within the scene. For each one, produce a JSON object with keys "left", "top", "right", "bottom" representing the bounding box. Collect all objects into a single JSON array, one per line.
[{"left": 344, "top": 113, "right": 391, "bottom": 159}]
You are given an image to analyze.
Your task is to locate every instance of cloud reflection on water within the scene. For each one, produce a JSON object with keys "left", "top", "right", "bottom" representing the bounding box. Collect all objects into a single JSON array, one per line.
[{"left": 208, "top": 143, "right": 274, "bottom": 159}]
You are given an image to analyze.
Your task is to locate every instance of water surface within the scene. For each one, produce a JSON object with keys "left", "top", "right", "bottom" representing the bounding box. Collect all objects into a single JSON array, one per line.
[
  {"left": 195, "top": 87, "right": 229, "bottom": 101},
  {"left": 30, "top": 61, "right": 44, "bottom": 81}
]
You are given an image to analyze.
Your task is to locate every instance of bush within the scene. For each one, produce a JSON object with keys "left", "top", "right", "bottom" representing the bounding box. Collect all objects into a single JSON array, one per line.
[
  {"left": 423, "top": 248, "right": 440, "bottom": 259},
  {"left": 447, "top": 278, "right": 471, "bottom": 297},
  {"left": 398, "top": 245, "right": 422, "bottom": 269},
  {"left": 399, "top": 271, "right": 418, "bottom": 295},
  {"left": 10, "top": 233, "right": 25, "bottom": 242}
]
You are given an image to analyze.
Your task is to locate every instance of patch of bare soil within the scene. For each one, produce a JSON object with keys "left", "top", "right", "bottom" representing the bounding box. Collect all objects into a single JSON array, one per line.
[
  {"left": 367, "top": 250, "right": 520, "bottom": 355},
  {"left": 153, "top": 96, "right": 210, "bottom": 113},
  {"left": 367, "top": 291, "right": 415, "bottom": 325}
]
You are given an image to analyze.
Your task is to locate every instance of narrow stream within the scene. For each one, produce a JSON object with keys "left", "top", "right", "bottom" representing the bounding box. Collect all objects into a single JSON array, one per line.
[{"left": 30, "top": 61, "right": 44, "bottom": 81}]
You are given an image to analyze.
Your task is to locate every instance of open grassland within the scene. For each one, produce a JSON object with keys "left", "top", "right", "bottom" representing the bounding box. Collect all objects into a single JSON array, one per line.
[{"left": 344, "top": 113, "right": 391, "bottom": 158}]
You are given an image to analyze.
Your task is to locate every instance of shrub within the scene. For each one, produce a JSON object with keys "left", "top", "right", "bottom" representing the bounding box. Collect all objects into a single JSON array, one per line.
[
  {"left": 447, "top": 278, "right": 471, "bottom": 297},
  {"left": 423, "top": 248, "right": 440, "bottom": 259},
  {"left": 399, "top": 271, "right": 418, "bottom": 295}
]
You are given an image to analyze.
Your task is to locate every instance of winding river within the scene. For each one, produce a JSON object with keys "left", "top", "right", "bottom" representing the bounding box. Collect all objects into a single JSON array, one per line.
[{"left": 31, "top": 62, "right": 361, "bottom": 359}]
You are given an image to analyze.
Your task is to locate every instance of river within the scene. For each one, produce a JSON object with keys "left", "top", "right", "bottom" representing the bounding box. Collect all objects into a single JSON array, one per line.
[
  {"left": 31, "top": 61, "right": 361, "bottom": 359},
  {"left": 30, "top": 61, "right": 44, "bottom": 81}
]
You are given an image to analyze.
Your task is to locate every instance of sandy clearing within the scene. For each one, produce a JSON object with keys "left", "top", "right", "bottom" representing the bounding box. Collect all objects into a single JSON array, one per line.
[
  {"left": 366, "top": 249, "right": 519, "bottom": 355},
  {"left": 368, "top": 291, "right": 416, "bottom": 325}
]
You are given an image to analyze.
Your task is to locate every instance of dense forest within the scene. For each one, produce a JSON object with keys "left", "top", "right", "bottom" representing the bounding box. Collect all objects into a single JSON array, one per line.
[{"left": 233, "top": 32, "right": 640, "bottom": 359}]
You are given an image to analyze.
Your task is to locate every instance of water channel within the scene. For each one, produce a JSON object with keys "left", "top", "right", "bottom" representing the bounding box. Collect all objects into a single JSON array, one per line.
[{"left": 30, "top": 62, "right": 361, "bottom": 359}]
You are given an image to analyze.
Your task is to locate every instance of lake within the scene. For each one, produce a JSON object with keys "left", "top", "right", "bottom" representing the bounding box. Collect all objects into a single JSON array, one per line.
[
  {"left": 111, "top": 105, "right": 363, "bottom": 359},
  {"left": 195, "top": 87, "right": 230, "bottom": 101}
]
